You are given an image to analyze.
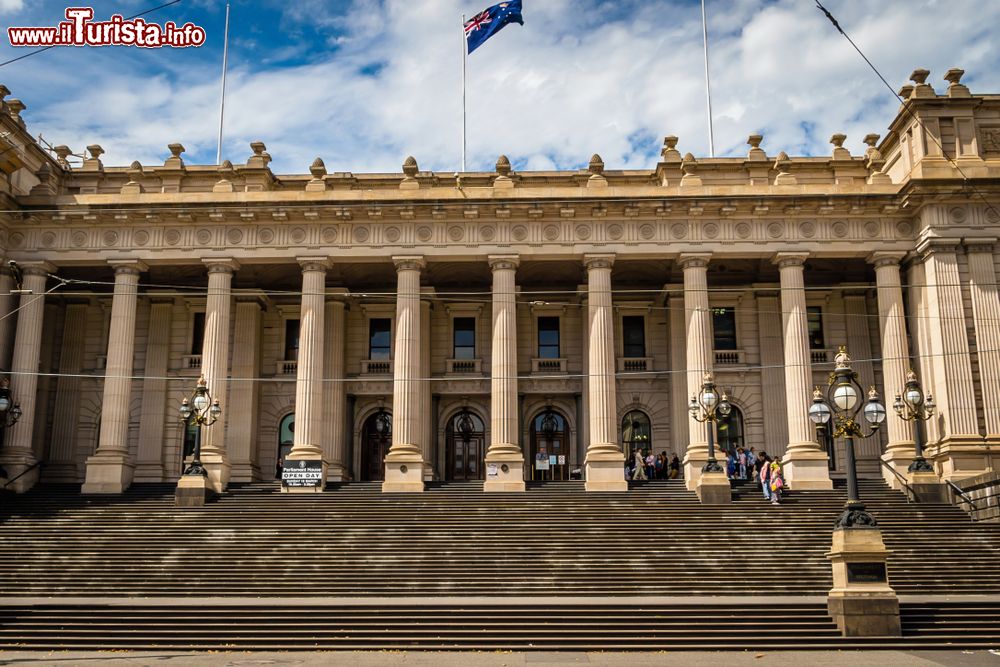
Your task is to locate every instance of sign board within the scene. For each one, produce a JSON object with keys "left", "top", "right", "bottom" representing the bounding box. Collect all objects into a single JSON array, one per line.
[
  {"left": 549, "top": 455, "right": 558, "bottom": 466},
  {"left": 535, "top": 453, "right": 550, "bottom": 470},
  {"left": 487, "top": 464, "right": 499, "bottom": 478},
  {"left": 846, "top": 562, "right": 888, "bottom": 584},
  {"left": 557, "top": 455, "right": 566, "bottom": 465},
  {"left": 282, "top": 459, "right": 323, "bottom": 488}
]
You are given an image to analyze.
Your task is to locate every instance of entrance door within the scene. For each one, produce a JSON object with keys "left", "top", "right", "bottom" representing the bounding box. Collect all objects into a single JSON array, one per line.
[
  {"left": 361, "top": 409, "right": 392, "bottom": 482},
  {"left": 446, "top": 410, "right": 486, "bottom": 481},
  {"left": 276, "top": 413, "right": 294, "bottom": 479},
  {"left": 529, "top": 409, "right": 570, "bottom": 481}
]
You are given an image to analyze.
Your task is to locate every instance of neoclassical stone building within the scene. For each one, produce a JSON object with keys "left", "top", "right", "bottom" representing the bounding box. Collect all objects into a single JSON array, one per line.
[{"left": 0, "top": 67, "right": 998, "bottom": 496}]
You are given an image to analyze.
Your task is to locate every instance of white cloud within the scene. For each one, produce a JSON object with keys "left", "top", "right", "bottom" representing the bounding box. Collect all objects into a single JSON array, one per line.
[
  {"left": 5, "top": 0, "right": 1000, "bottom": 175},
  {"left": 0, "top": 0, "right": 23, "bottom": 14}
]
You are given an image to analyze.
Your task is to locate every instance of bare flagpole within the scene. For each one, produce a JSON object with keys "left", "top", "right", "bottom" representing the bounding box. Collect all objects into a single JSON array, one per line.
[
  {"left": 461, "top": 13, "right": 467, "bottom": 172},
  {"left": 216, "top": 1, "right": 231, "bottom": 165},
  {"left": 700, "top": 0, "right": 716, "bottom": 157}
]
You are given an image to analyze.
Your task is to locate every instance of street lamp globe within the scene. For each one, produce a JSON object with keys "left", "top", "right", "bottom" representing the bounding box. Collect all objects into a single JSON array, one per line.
[
  {"left": 717, "top": 393, "right": 732, "bottom": 417},
  {"left": 925, "top": 394, "right": 936, "bottom": 415},
  {"left": 0, "top": 394, "right": 9, "bottom": 413},
  {"left": 809, "top": 388, "right": 832, "bottom": 425},
  {"left": 192, "top": 392, "right": 209, "bottom": 413},
  {"left": 700, "top": 388, "right": 718, "bottom": 412},
  {"left": 10, "top": 404, "right": 21, "bottom": 421},
  {"left": 179, "top": 398, "right": 192, "bottom": 420},
  {"left": 833, "top": 382, "right": 858, "bottom": 411},
  {"left": 904, "top": 386, "right": 923, "bottom": 408},
  {"left": 210, "top": 400, "right": 222, "bottom": 419},
  {"left": 863, "top": 388, "right": 887, "bottom": 426}
]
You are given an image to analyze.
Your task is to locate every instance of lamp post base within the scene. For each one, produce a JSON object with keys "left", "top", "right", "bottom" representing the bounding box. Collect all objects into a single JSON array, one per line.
[
  {"left": 908, "top": 470, "right": 949, "bottom": 503},
  {"left": 175, "top": 474, "right": 209, "bottom": 507},
  {"left": 826, "top": 527, "right": 900, "bottom": 637},
  {"left": 695, "top": 470, "right": 732, "bottom": 504}
]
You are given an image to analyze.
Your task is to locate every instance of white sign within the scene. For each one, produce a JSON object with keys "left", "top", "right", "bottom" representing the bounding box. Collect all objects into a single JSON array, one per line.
[{"left": 487, "top": 464, "right": 499, "bottom": 478}]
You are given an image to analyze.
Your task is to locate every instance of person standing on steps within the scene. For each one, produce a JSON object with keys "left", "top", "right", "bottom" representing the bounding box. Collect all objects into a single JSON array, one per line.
[
  {"left": 632, "top": 449, "right": 647, "bottom": 481},
  {"left": 759, "top": 452, "right": 772, "bottom": 501},
  {"left": 669, "top": 453, "right": 680, "bottom": 479},
  {"left": 769, "top": 459, "right": 785, "bottom": 505}
]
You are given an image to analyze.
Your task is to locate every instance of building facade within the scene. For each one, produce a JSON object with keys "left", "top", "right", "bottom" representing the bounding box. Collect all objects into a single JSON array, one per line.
[{"left": 0, "top": 67, "right": 998, "bottom": 495}]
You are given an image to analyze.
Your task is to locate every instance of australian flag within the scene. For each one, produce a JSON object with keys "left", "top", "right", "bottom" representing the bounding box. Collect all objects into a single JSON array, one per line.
[{"left": 465, "top": 0, "right": 524, "bottom": 54}]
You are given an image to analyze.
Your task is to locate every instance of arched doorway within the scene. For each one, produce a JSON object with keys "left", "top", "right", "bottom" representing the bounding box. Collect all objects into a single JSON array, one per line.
[
  {"left": 446, "top": 409, "right": 486, "bottom": 481},
  {"left": 529, "top": 408, "right": 570, "bottom": 481},
  {"left": 621, "top": 410, "right": 651, "bottom": 463},
  {"left": 361, "top": 408, "right": 392, "bottom": 482},
  {"left": 716, "top": 405, "right": 745, "bottom": 455},
  {"left": 276, "top": 413, "right": 294, "bottom": 479}
]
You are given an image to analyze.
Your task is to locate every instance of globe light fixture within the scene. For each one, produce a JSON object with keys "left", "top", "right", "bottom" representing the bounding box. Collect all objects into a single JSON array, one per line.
[
  {"left": 689, "top": 372, "right": 732, "bottom": 473},
  {"left": 178, "top": 376, "right": 222, "bottom": 477},
  {"left": 893, "top": 370, "right": 936, "bottom": 473}
]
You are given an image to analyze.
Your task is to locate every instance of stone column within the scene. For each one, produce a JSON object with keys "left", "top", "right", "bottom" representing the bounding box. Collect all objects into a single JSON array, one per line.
[
  {"left": 668, "top": 292, "right": 689, "bottom": 463},
  {"left": 383, "top": 256, "right": 426, "bottom": 492},
  {"left": 83, "top": 260, "right": 147, "bottom": 494},
  {"left": 198, "top": 258, "right": 238, "bottom": 493},
  {"left": 775, "top": 252, "right": 832, "bottom": 489},
  {"left": 583, "top": 254, "right": 626, "bottom": 492},
  {"left": 869, "top": 252, "right": 916, "bottom": 485},
  {"left": 680, "top": 254, "right": 713, "bottom": 489},
  {"left": 845, "top": 293, "right": 880, "bottom": 471},
  {"left": 227, "top": 296, "right": 262, "bottom": 483},
  {"left": 485, "top": 255, "right": 525, "bottom": 492},
  {"left": 0, "top": 272, "right": 15, "bottom": 371},
  {"left": 133, "top": 299, "right": 173, "bottom": 483},
  {"left": 420, "top": 297, "right": 434, "bottom": 480},
  {"left": 966, "top": 240, "right": 1000, "bottom": 443},
  {"left": 45, "top": 301, "right": 88, "bottom": 482},
  {"left": 919, "top": 240, "right": 982, "bottom": 482},
  {"left": 322, "top": 292, "right": 349, "bottom": 481},
  {"left": 757, "top": 293, "right": 789, "bottom": 457},
  {"left": 285, "top": 258, "right": 329, "bottom": 493}
]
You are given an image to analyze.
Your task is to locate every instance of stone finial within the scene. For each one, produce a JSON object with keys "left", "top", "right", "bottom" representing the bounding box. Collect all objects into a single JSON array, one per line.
[
  {"left": 495, "top": 154, "right": 512, "bottom": 177},
  {"left": 679, "top": 152, "right": 702, "bottom": 187},
  {"left": 213, "top": 159, "right": 235, "bottom": 193},
  {"left": 910, "top": 68, "right": 929, "bottom": 85},
  {"left": 121, "top": 161, "right": 144, "bottom": 194},
  {"left": 829, "top": 133, "right": 850, "bottom": 160},
  {"left": 746, "top": 134, "right": 766, "bottom": 162},
  {"left": 661, "top": 135, "right": 681, "bottom": 162},
  {"left": 246, "top": 141, "right": 269, "bottom": 169},
  {"left": 898, "top": 84, "right": 915, "bottom": 99},
  {"left": 165, "top": 143, "right": 185, "bottom": 169},
  {"left": 306, "top": 157, "right": 327, "bottom": 192},
  {"left": 29, "top": 162, "right": 57, "bottom": 196},
  {"left": 863, "top": 133, "right": 880, "bottom": 149},
  {"left": 6, "top": 98, "right": 25, "bottom": 128},
  {"left": 0, "top": 84, "right": 9, "bottom": 102},
  {"left": 400, "top": 155, "right": 419, "bottom": 190},
  {"left": 83, "top": 144, "right": 104, "bottom": 172},
  {"left": 588, "top": 154, "right": 605, "bottom": 175},
  {"left": 944, "top": 68, "right": 970, "bottom": 98},
  {"left": 53, "top": 145, "right": 73, "bottom": 169},
  {"left": 830, "top": 134, "right": 845, "bottom": 148},
  {"left": 773, "top": 151, "right": 796, "bottom": 185},
  {"left": 862, "top": 134, "right": 890, "bottom": 185}
]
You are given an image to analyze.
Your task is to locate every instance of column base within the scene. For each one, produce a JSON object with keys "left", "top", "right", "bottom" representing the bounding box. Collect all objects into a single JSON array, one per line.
[
  {"left": 484, "top": 450, "right": 525, "bottom": 492},
  {"left": 782, "top": 447, "right": 833, "bottom": 490},
  {"left": 682, "top": 449, "right": 708, "bottom": 491},
  {"left": 81, "top": 452, "right": 135, "bottom": 495},
  {"left": 382, "top": 447, "right": 425, "bottom": 493},
  {"left": 584, "top": 447, "right": 627, "bottom": 492},
  {"left": 930, "top": 436, "right": 995, "bottom": 483},
  {"left": 228, "top": 462, "right": 260, "bottom": 484},
  {"left": 134, "top": 462, "right": 166, "bottom": 484},
  {"left": 879, "top": 447, "right": 914, "bottom": 490},
  {"left": 325, "top": 462, "right": 351, "bottom": 483},
  {"left": 826, "top": 527, "right": 900, "bottom": 637},
  {"left": 695, "top": 470, "right": 732, "bottom": 504},
  {"left": 175, "top": 474, "right": 209, "bottom": 507},
  {"left": 199, "top": 450, "right": 230, "bottom": 494},
  {"left": 0, "top": 451, "right": 40, "bottom": 494},
  {"left": 908, "top": 470, "right": 948, "bottom": 503}
]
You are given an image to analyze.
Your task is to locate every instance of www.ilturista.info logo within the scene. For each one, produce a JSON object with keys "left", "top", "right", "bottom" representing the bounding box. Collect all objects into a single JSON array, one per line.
[{"left": 7, "top": 7, "right": 206, "bottom": 48}]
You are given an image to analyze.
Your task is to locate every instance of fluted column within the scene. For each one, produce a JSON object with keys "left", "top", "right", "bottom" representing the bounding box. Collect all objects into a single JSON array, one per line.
[
  {"left": 870, "top": 252, "right": 916, "bottom": 484},
  {"left": 46, "top": 301, "right": 88, "bottom": 482},
  {"left": 0, "top": 271, "right": 15, "bottom": 372},
  {"left": 485, "top": 255, "right": 525, "bottom": 492},
  {"left": 83, "top": 260, "right": 146, "bottom": 494},
  {"left": 420, "top": 297, "right": 433, "bottom": 480},
  {"left": 775, "top": 253, "right": 832, "bottom": 489},
  {"left": 966, "top": 240, "right": 1000, "bottom": 443},
  {"left": 680, "top": 254, "right": 713, "bottom": 489},
  {"left": 285, "top": 258, "right": 329, "bottom": 493},
  {"left": 583, "top": 254, "right": 626, "bottom": 492},
  {"left": 383, "top": 256, "right": 426, "bottom": 492},
  {"left": 227, "top": 296, "right": 262, "bottom": 483},
  {"left": 198, "top": 258, "right": 238, "bottom": 493},
  {"left": 134, "top": 298, "right": 173, "bottom": 482},
  {"left": 322, "top": 294, "right": 348, "bottom": 481}
]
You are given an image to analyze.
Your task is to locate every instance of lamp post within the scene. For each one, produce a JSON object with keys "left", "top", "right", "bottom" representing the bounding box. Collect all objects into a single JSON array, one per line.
[
  {"left": 893, "top": 370, "right": 935, "bottom": 473},
  {"left": 688, "top": 372, "right": 732, "bottom": 474},
  {"left": 807, "top": 347, "right": 886, "bottom": 528},
  {"left": 0, "top": 377, "right": 22, "bottom": 429},
  {"left": 179, "top": 376, "right": 222, "bottom": 477}
]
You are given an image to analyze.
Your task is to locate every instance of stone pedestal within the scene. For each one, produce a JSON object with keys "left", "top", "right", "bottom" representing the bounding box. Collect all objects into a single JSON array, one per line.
[
  {"left": 781, "top": 450, "right": 834, "bottom": 490},
  {"left": 909, "top": 470, "right": 948, "bottom": 503},
  {"left": 484, "top": 452, "right": 526, "bottom": 492},
  {"left": 81, "top": 452, "right": 135, "bottom": 495},
  {"left": 175, "top": 474, "right": 209, "bottom": 507},
  {"left": 382, "top": 451, "right": 426, "bottom": 492},
  {"left": 584, "top": 453, "right": 628, "bottom": 492},
  {"left": 826, "top": 527, "right": 901, "bottom": 637},
  {"left": 695, "top": 470, "right": 732, "bottom": 504}
]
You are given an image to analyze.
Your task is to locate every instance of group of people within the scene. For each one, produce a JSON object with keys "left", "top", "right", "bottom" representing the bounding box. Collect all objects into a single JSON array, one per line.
[{"left": 626, "top": 450, "right": 681, "bottom": 481}]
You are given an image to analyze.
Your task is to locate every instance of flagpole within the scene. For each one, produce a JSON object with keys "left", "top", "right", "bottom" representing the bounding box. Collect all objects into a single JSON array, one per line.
[
  {"left": 700, "top": 0, "right": 716, "bottom": 157},
  {"left": 461, "top": 13, "right": 467, "bottom": 172},
  {"left": 216, "top": 1, "right": 231, "bottom": 165}
]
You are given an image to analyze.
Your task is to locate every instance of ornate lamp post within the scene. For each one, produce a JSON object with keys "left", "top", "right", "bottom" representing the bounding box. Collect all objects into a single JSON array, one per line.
[
  {"left": 893, "top": 370, "right": 935, "bottom": 473},
  {"left": 807, "top": 347, "right": 886, "bottom": 528},
  {"left": 0, "top": 377, "right": 23, "bottom": 429},
  {"left": 688, "top": 372, "right": 732, "bottom": 474},
  {"left": 178, "top": 376, "right": 222, "bottom": 478}
]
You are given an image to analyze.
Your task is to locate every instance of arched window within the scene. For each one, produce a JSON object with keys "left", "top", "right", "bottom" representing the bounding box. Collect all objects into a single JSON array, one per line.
[
  {"left": 716, "top": 405, "right": 745, "bottom": 454},
  {"left": 276, "top": 413, "right": 294, "bottom": 478},
  {"left": 446, "top": 410, "right": 486, "bottom": 481},
  {"left": 621, "top": 410, "right": 651, "bottom": 460}
]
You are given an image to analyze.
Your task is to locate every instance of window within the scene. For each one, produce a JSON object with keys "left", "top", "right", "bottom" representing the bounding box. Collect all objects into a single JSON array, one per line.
[
  {"left": 621, "top": 410, "right": 651, "bottom": 459},
  {"left": 453, "top": 317, "right": 476, "bottom": 360},
  {"left": 807, "top": 306, "right": 825, "bottom": 350},
  {"left": 369, "top": 318, "right": 392, "bottom": 360},
  {"left": 190, "top": 311, "right": 205, "bottom": 355},
  {"left": 712, "top": 307, "right": 738, "bottom": 351},
  {"left": 537, "top": 317, "right": 560, "bottom": 358},
  {"left": 716, "top": 405, "right": 745, "bottom": 454},
  {"left": 284, "top": 319, "right": 301, "bottom": 361},
  {"left": 622, "top": 316, "right": 646, "bottom": 358}
]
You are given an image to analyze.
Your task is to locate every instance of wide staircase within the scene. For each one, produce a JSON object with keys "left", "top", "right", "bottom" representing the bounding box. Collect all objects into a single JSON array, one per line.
[{"left": 0, "top": 478, "right": 998, "bottom": 650}]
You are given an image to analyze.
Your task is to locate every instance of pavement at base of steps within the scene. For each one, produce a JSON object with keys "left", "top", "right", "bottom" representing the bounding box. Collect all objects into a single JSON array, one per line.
[{"left": 1, "top": 651, "right": 1000, "bottom": 667}]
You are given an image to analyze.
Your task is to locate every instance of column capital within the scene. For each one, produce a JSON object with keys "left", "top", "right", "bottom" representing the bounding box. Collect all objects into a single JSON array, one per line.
[
  {"left": 583, "top": 253, "right": 615, "bottom": 271},
  {"left": 916, "top": 237, "right": 961, "bottom": 257},
  {"left": 867, "top": 251, "right": 906, "bottom": 268},
  {"left": 108, "top": 259, "right": 148, "bottom": 275},
  {"left": 392, "top": 255, "right": 425, "bottom": 272},
  {"left": 772, "top": 252, "right": 809, "bottom": 269},
  {"left": 297, "top": 256, "right": 330, "bottom": 272},
  {"left": 17, "top": 261, "right": 56, "bottom": 277},
  {"left": 488, "top": 254, "right": 520, "bottom": 272},
  {"left": 202, "top": 258, "right": 240, "bottom": 274},
  {"left": 964, "top": 237, "right": 998, "bottom": 254},
  {"left": 678, "top": 253, "right": 711, "bottom": 270}
]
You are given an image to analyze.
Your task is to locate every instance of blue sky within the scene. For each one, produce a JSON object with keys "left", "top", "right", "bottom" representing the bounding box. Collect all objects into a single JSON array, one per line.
[{"left": 0, "top": 0, "right": 996, "bottom": 174}]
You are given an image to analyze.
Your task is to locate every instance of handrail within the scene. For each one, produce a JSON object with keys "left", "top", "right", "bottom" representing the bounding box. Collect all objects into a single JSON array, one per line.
[
  {"left": 2, "top": 460, "right": 42, "bottom": 489},
  {"left": 878, "top": 459, "right": 916, "bottom": 503},
  {"left": 946, "top": 479, "right": 978, "bottom": 508}
]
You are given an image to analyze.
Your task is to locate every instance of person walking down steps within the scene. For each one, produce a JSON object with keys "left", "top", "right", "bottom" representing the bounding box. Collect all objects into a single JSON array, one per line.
[
  {"left": 632, "top": 449, "right": 647, "bottom": 481},
  {"left": 769, "top": 459, "right": 785, "bottom": 505}
]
